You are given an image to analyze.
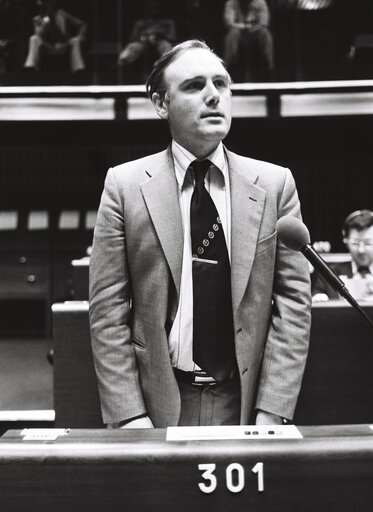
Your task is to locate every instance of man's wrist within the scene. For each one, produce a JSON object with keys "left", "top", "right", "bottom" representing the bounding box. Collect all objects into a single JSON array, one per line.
[{"left": 255, "top": 409, "right": 288, "bottom": 425}]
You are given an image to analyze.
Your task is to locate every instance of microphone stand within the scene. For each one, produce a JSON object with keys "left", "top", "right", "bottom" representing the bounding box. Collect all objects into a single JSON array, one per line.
[{"left": 305, "top": 245, "right": 373, "bottom": 331}]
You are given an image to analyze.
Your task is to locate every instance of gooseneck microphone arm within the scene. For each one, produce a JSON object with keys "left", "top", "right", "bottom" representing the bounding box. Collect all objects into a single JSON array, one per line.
[{"left": 303, "top": 244, "right": 373, "bottom": 331}]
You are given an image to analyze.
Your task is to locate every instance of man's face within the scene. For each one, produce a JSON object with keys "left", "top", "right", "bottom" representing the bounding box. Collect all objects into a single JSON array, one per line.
[
  {"left": 154, "top": 48, "right": 232, "bottom": 158},
  {"left": 345, "top": 226, "right": 373, "bottom": 268}
]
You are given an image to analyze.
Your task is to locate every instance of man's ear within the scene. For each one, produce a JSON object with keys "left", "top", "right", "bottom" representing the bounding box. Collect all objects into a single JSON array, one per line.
[{"left": 152, "top": 92, "right": 169, "bottom": 120}]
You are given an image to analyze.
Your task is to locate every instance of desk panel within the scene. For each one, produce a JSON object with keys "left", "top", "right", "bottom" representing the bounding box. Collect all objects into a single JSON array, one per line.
[
  {"left": 52, "top": 302, "right": 103, "bottom": 428},
  {"left": 0, "top": 426, "right": 373, "bottom": 512},
  {"left": 294, "top": 301, "right": 373, "bottom": 424}
]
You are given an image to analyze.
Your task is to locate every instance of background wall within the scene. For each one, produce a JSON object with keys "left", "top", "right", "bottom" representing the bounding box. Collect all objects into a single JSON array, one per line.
[{"left": 1, "top": 113, "right": 371, "bottom": 252}]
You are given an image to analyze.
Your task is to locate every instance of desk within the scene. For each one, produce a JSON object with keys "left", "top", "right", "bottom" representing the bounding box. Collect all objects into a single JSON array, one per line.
[{"left": 0, "top": 425, "right": 373, "bottom": 511}]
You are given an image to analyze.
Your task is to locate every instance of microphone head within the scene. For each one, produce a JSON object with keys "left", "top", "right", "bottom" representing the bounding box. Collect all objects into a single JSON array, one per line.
[{"left": 276, "top": 216, "right": 310, "bottom": 251}]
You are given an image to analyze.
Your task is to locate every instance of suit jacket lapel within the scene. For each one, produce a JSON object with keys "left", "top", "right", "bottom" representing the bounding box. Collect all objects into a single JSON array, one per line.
[
  {"left": 227, "top": 150, "right": 266, "bottom": 314},
  {"left": 139, "top": 146, "right": 266, "bottom": 311},
  {"left": 140, "top": 147, "right": 183, "bottom": 297}
]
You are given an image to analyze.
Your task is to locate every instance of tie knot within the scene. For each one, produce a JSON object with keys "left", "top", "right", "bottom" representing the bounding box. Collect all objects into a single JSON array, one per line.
[
  {"left": 191, "top": 159, "right": 211, "bottom": 184},
  {"left": 358, "top": 266, "right": 371, "bottom": 277}
]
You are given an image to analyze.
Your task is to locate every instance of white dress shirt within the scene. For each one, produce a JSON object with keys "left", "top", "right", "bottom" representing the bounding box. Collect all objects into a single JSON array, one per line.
[{"left": 168, "top": 140, "right": 231, "bottom": 372}]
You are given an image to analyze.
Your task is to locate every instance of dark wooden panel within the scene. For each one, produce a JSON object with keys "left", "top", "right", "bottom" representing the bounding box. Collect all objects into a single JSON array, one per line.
[
  {"left": 52, "top": 302, "right": 104, "bottom": 428},
  {"left": 71, "top": 259, "right": 89, "bottom": 300},
  {"left": 295, "top": 301, "right": 373, "bottom": 425}
]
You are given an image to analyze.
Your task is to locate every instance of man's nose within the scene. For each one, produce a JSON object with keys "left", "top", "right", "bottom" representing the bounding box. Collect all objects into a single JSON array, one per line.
[{"left": 205, "top": 82, "right": 220, "bottom": 104}]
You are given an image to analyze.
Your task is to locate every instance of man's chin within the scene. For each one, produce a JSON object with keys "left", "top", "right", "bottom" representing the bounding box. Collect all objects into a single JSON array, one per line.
[{"left": 200, "top": 126, "right": 229, "bottom": 141}]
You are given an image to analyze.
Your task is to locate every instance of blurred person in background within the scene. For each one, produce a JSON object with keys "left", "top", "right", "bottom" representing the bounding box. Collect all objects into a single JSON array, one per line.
[
  {"left": 24, "top": 0, "right": 87, "bottom": 74},
  {"left": 312, "top": 209, "right": 373, "bottom": 301},
  {"left": 118, "top": 0, "right": 176, "bottom": 83},
  {"left": 223, "top": 0, "right": 274, "bottom": 81}
]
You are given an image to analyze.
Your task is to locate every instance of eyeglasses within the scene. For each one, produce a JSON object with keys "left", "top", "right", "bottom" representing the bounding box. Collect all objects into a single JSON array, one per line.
[{"left": 347, "top": 238, "right": 373, "bottom": 248}]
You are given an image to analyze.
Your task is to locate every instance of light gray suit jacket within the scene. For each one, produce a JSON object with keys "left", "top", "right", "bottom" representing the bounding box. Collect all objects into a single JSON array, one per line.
[{"left": 89, "top": 145, "right": 311, "bottom": 426}]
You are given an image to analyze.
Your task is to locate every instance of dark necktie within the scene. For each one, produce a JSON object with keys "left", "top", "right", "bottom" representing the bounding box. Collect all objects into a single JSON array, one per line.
[
  {"left": 189, "top": 159, "right": 236, "bottom": 382},
  {"left": 358, "top": 266, "right": 371, "bottom": 277}
]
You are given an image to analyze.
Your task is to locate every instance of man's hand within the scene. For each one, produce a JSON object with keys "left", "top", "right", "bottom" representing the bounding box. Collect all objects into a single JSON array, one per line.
[
  {"left": 120, "top": 416, "right": 154, "bottom": 429},
  {"left": 255, "top": 410, "right": 283, "bottom": 425},
  {"left": 312, "top": 292, "right": 329, "bottom": 302}
]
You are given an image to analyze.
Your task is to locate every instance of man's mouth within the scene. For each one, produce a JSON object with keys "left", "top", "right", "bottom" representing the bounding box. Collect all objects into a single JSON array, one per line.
[{"left": 201, "top": 112, "right": 224, "bottom": 118}]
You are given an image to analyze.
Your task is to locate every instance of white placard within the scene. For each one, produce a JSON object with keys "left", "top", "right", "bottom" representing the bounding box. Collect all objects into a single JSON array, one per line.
[
  {"left": 166, "top": 425, "right": 302, "bottom": 441},
  {"left": 21, "top": 428, "right": 70, "bottom": 441}
]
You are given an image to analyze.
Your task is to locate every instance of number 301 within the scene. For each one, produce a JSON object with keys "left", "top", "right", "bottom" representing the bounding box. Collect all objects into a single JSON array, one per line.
[{"left": 198, "top": 462, "right": 264, "bottom": 494}]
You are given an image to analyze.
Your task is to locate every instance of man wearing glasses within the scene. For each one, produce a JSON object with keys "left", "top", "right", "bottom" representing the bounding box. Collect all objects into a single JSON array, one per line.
[{"left": 312, "top": 209, "right": 373, "bottom": 301}]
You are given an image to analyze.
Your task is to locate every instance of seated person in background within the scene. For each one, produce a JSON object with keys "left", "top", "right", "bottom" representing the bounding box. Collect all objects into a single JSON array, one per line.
[
  {"left": 118, "top": 0, "right": 176, "bottom": 82},
  {"left": 312, "top": 210, "right": 373, "bottom": 301},
  {"left": 223, "top": 0, "right": 274, "bottom": 81},
  {"left": 24, "top": 0, "right": 87, "bottom": 74}
]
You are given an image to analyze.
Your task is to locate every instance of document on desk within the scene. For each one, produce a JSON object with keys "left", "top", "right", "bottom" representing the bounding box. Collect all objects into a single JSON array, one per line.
[
  {"left": 166, "top": 425, "right": 303, "bottom": 441},
  {"left": 21, "top": 428, "right": 70, "bottom": 441}
]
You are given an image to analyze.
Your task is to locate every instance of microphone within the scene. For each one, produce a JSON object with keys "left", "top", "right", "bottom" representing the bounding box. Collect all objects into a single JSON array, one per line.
[{"left": 276, "top": 216, "right": 373, "bottom": 330}]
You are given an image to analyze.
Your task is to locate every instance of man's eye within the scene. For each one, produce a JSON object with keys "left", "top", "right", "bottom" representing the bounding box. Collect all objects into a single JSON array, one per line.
[
  {"left": 185, "top": 81, "right": 203, "bottom": 90},
  {"left": 215, "top": 80, "right": 227, "bottom": 89}
]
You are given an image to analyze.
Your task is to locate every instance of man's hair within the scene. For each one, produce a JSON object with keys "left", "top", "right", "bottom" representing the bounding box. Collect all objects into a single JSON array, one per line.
[
  {"left": 342, "top": 209, "right": 373, "bottom": 238},
  {"left": 145, "top": 39, "right": 229, "bottom": 100}
]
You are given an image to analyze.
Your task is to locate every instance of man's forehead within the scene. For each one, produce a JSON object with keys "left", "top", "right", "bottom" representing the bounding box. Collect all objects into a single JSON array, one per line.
[
  {"left": 350, "top": 226, "right": 373, "bottom": 238},
  {"left": 165, "top": 49, "right": 228, "bottom": 82}
]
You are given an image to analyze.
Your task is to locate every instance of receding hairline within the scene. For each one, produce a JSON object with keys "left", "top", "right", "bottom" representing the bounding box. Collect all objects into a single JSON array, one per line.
[{"left": 145, "top": 40, "right": 231, "bottom": 99}]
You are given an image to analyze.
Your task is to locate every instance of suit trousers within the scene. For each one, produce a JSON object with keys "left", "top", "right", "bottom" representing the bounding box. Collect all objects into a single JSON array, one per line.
[{"left": 177, "top": 375, "right": 241, "bottom": 426}]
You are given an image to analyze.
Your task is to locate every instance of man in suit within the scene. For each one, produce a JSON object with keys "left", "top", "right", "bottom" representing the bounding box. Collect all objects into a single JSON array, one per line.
[
  {"left": 312, "top": 209, "right": 373, "bottom": 301},
  {"left": 89, "top": 39, "right": 311, "bottom": 429}
]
